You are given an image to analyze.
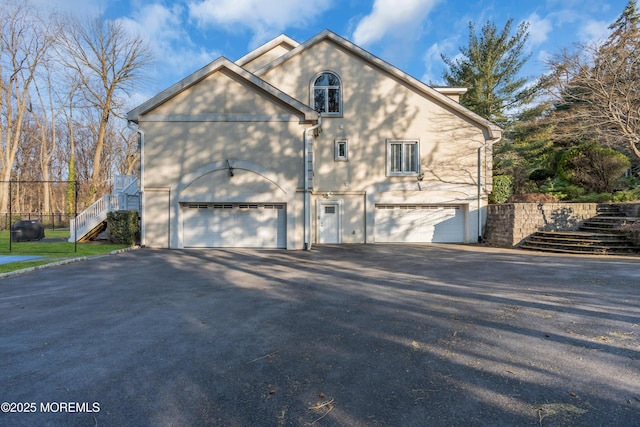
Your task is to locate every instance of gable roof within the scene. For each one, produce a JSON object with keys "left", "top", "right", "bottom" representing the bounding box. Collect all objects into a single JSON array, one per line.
[
  {"left": 127, "top": 56, "right": 319, "bottom": 123},
  {"left": 235, "top": 34, "right": 299, "bottom": 68},
  {"left": 253, "top": 29, "right": 502, "bottom": 140}
]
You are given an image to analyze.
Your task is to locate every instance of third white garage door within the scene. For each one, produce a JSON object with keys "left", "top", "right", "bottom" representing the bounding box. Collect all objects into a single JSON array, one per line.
[
  {"left": 182, "top": 203, "right": 286, "bottom": 248},
  {"left": 374, "top": 205, "right": 465, "bottom": 243}
]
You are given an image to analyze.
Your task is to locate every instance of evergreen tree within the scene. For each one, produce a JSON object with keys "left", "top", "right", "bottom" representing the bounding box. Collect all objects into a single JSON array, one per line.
[
  {"left": 441, "top": 19, "right": 531, "bottom": 125},
  {"left": 607, "top": 0, "right": 639, "bottom": 44}
]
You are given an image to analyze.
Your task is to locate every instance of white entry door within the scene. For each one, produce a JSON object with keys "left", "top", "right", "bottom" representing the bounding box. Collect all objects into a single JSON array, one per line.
[{"left": 318, "top": 202, "right": 340, "bottom": 244}]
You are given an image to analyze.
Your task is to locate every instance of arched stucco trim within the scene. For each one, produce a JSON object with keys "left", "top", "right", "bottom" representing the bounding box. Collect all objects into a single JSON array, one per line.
[
  {"left": 169, "top": 159, "right": 295, "bottom": 248},
  {"left": 172, "top": 158, "right": 291, "bottom": 197}
]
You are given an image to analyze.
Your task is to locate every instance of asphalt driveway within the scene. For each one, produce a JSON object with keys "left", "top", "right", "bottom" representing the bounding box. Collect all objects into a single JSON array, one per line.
[{"left": 1, "top": 245, "right": 639, "bottom": 426}]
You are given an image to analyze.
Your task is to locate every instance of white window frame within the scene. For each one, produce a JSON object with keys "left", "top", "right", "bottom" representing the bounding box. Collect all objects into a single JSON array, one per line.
[
  {"left": 334, "top": 139, "right": 348, "bottom": 161},
  {"left": 386, "top": 139, "right": 420, "bottom": 176},
  {"left": 311, "top": 71, "right": 342, "bottom": 117}
]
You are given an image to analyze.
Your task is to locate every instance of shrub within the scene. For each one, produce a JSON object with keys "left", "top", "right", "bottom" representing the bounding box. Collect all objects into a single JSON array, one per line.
[
  {"left": 612, "top": 188, "right": 640, "bottom": 202},
  {"left": 528, "top": 168, "right": 554, "bottom": 184},
  {"left": 107, "top": 210, "right": 139, "bottom": 245},
  {"left": 573, "top": 193, "right": 614, "bottom": 203},
  {"left": 539, "top": 178, "right": 585, "bottom": 200},
  {"left": 519, "top": 179, "right": 539, "bottom": 194},
  {"left": 615, "top": 175, "right": 640, "bottom": 191},
  {"left": 489, "top": 175, "right": 514, "bottom": 204},
  {"left": 508, "top": 193, "right": 558, "bottom": 203},
  {"left": 558, "top": 144, "right": 631, "bottom": 193}
]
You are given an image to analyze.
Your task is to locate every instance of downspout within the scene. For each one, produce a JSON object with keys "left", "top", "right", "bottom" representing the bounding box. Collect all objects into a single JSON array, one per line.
[
  {"left": 478, "top": 136, "right": 501, "bottom": 242},
  {"left": 128, "top": 121, "right": 145, "bottom": 247},
  {"left": 477, "top": 147, "right": 482, "bottom": 243},
  {"left": 303, "top": 117, "right": 322, "bottom": 250}
]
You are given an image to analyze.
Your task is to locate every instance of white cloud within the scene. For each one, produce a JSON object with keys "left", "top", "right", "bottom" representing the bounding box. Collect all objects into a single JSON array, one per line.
[
  {"left": 579, "top": 19, "right": 611, "bottom": 45},
  {"left": 421, "top": 38, "right": 457, "bottom": 85},
  {"left": 117, "top": 3, "right": 221, "bottom": 94},
  {"left": 118, "top": 3, "right": 184, "bottom": 43},
  {"left": 188, "top": 0, "right": 333, "bottom": 46},
  {"left": 352, "top": 0, "right": 441, "bottom": 46},
  {"left": 536, "top": 49, "right": 553, "bottom": 65},
  {"left": 525, "top": 12, "right": 553, "bottom": 46}
]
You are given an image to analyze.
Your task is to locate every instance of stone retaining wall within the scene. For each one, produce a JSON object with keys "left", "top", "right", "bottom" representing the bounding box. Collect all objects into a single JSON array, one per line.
[{"left": 484, "top": 203, "right": 598, "bottom": 247}]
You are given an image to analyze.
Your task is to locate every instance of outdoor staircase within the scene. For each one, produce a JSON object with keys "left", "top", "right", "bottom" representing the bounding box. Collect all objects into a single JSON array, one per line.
[
  {"left": 520, "top": 204, "right": 640, "bottom": 255},
  {"left": 69, "top": 175, "right": 140, "bottom": 242}
]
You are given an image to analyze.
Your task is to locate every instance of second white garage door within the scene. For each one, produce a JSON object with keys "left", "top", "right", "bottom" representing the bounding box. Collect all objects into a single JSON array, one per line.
[
  {"left": 375, "top": 205, "right": 465, "bottom": 243},
  {"left": 182, "top": 203, "right": 286, "bottom": 248}
]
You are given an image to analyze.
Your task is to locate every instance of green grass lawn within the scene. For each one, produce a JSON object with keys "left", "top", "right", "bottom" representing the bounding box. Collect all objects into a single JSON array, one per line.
[{"left": 0, "top": 229, "right": 130, "bottom": 274}]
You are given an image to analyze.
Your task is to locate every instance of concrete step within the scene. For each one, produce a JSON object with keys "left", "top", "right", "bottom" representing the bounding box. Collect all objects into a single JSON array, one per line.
[
  {"left": 520, "top": 204, "right": 639, "bottom": 256},
  {"left": 521, "top": 231, "right": 639, "bottom": 255},
  {"left": 527, "top": 237, "right": 633, "bottom": 247},
  {"left": 578, "top": 224, "right": 626, "bottom": 233},
  {"left": 587, "top": 215, "right": 636, "bottom": 223},
  {"left": 520, "top": 244, "right": 638, "bottom": 255},
  {"left": 596, "top": 206, "right": 626, "bottom": 216},
  {"left": 578, "top": 215, "right": 639, "bottom": 234}
]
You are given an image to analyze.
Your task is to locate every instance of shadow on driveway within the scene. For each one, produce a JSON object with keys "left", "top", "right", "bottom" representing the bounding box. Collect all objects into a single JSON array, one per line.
[{"left": 1, "top": 244, "right": 639, "bottom": 426}]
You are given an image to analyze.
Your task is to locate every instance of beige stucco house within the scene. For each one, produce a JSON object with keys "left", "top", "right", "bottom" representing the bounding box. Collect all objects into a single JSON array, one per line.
[{"left": 126, "top": 30, "right": 502, "bottom": 249}]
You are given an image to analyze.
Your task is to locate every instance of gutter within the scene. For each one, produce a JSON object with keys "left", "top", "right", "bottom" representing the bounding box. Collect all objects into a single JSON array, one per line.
[
  {"left": 303, "top": 117, "right": 322, "bottom": 250},
  {"left": 127, "top": 122, "right": 146, "bottom": 247}
]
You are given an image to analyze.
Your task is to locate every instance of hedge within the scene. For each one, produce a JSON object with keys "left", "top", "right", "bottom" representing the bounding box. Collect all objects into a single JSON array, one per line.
[{"left": 107, "top": 210, "right": 139, "bottom": 245}]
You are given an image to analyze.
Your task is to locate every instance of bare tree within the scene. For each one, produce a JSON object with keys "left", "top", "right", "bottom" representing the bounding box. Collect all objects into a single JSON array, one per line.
[
  {"left": 30, "top": 54, "right": 66, "bottom": 214},
  {"left": 0, "top": 2, "right": 52, "bottom": 212},
  {"left": 56, "top": 17, "right": 152, "bottom": 197},
  {"left": 116, "top": 126, "right": 139, "bottom": 176},
  {"left": 545, "top": 0, "right": 640, "bottom": 159}
]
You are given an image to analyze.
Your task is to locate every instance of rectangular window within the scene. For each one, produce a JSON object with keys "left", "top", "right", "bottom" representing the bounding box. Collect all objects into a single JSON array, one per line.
[
  {"left": 335, "top": 139, "right": 348, "bottom": 161},
  {"left": 387, "top": 140, "right": 419, "bottom": 175}
]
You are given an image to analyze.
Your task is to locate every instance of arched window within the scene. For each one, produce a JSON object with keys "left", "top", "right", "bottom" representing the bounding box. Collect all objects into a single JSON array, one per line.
[{"left": 312, "top": 72, "right": 341, "bottom": 115}]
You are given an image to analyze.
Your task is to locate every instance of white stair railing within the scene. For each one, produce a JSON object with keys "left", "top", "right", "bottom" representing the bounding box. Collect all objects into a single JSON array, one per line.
[
  {"left": 69, "top": 175, "right": 140, "bottom": 242},
  {"left": 69, "top": 194, "right": 120, "bottom": 242},
  {"left": 114, "top": 175, "right": 137, "bottom": 192},
  {"left": 117, "top": 176, "right": 140, "bottom": 212}
]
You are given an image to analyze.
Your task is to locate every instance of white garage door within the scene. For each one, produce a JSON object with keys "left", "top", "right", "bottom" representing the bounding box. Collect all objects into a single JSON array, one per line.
[
  {"left": 182, "top": 203, "right": 286, "bottom": 248},
  {"left": 375, "top": 205, "right": 465, "bottom": 243}
]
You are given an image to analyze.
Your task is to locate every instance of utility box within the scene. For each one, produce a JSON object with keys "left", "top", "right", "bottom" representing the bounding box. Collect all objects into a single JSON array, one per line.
[{"left": 11, "top": 220, "right": 45, "bottom": 242}]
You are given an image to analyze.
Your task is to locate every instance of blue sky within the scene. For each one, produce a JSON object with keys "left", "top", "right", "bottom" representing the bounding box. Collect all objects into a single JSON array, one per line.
[{"left": 34, "top": 0, "right": 631, "bottom": 106}]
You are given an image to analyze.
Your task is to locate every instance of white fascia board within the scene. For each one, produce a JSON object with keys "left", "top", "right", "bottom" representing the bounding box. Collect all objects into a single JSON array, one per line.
[
  {"left": 127, "top": 57, "right": 318, "bottom": 123},
  {"left": 235, "top": 34, "right": 300, "bottom": 67},
  {"left": 433, "top": 87, "right": 468, "bottom": 95}
]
